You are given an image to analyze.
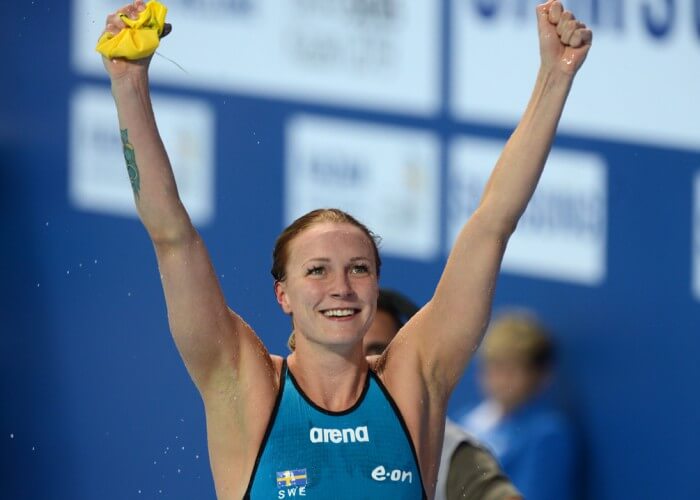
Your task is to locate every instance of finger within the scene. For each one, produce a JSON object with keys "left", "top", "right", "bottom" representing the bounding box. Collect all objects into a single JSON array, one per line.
[
  {"left": 560, "top": 19, "right": 584, "bottom": 45},
  {"left": 104, "top": 12, "right": 126, "bottom": 33},
  {"left": 121, "top": 4, "right": 139, "bottom": 20},
  {"left": 105, "top": 22, "right": 119, "bottom": 36},
  {"left": 548, "top": 1, "right": 563, "bottom": 24},
  {"left": 569, "top": 27, "right": 593, "bottom": 48},
  {"left": 557, "top": 11, "right": 576, "bottom": 37}
]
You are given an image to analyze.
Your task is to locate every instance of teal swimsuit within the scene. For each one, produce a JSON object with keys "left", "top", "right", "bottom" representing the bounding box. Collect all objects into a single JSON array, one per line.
[{"left": 245, "top": 359, "right": 426, "bottom": 499}]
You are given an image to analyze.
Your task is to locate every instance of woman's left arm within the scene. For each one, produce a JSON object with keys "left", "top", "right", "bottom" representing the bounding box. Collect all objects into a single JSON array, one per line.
[{"left": 392, "top": 0, "right": 592, "bottom": 399}]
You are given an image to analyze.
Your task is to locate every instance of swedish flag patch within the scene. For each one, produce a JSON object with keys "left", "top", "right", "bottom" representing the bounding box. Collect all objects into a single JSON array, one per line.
[{"left": 276, "top": 469, "right": 307, "bottom": 489}]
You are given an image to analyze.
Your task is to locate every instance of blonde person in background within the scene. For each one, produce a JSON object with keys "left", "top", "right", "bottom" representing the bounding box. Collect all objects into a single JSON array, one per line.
[
  {"left": 457, "top": 311, "right": 578, "bottom": 500},
  {"left": 364, "top": 289, "right": 523, "bottom": 500},
  {"left": 98, "top": 0, "right": 591, "bottom": 498}
]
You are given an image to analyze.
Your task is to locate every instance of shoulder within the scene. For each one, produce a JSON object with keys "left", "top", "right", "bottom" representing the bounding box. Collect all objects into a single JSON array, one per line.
[
  {"left": 270, "top": 354, "right": 285, "bottom": 376},
  {"left": 447, "top": 441, "right": 522, "bottom": 500}
]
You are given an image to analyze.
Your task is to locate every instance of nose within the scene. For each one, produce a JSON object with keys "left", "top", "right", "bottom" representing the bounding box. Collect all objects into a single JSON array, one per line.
[{"left": 330, "top": 271, "right": 355, "bottom": 299}]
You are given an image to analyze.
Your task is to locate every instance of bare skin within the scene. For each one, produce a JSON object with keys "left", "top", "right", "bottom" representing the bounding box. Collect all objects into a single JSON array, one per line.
[
  {"left": 100, "top": 1, "right": 591, "bottom": 498},
  {"left": 363, "top": 306, "right": 523, "bottom": 500}
]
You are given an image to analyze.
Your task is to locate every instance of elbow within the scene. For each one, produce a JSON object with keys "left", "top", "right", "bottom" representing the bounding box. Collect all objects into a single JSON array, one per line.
[
  {"left": 148, "top": 218, "right": 197, "bottom": 248},
  {"left": 472, "top": 206, "right": 519, "bottom": 241},
  {"left": 139, "top": 203, "right": 195, "bottom": 246}
]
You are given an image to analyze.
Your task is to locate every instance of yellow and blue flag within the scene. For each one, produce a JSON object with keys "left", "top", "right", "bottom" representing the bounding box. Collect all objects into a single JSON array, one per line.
[{"left": 276, "top": 469, "right": 308, "bottom": 489}]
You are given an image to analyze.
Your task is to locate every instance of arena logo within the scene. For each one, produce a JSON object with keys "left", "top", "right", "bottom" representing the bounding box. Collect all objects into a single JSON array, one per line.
[{"left": 309, "top": 425, "right": 370, "bottom": 444}]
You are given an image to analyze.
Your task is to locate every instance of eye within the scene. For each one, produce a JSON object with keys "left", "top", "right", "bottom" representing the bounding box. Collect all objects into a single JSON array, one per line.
[
  {"left": 351, "top": 264, "right": 370, "bottom": 275},
  {"left": 306, "top": 265, "right": 325, "bottom": 276}
]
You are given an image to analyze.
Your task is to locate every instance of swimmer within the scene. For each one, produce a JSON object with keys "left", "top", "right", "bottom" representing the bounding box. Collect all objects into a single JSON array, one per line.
[{"left": 99, "top": 1, "right": 591, "bottom": 498}]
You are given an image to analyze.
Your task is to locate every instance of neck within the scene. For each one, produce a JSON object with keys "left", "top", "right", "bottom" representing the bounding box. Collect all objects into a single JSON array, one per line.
[{"left": 288, "top": 344, "right": 368, "bottom": 412}]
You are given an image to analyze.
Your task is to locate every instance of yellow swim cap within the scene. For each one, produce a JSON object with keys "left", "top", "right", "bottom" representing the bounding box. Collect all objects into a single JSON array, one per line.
[{"left": 96, "top": 1, "right": 168, "bottom": 60}]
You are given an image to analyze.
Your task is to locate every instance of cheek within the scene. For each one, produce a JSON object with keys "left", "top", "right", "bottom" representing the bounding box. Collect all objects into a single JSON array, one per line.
[{"left": 285, "top": 280, "right": 326, "bottom": 310}]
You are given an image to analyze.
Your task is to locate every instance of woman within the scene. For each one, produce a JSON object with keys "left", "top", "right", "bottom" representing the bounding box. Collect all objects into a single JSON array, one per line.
[{"left": 100, "top": 1, "right": 591, "bottom": 498}]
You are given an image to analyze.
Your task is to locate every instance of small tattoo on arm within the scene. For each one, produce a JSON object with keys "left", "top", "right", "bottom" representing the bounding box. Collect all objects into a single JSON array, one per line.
[{"left": 120, "top": 128, "right": 140, "bottom": 199}]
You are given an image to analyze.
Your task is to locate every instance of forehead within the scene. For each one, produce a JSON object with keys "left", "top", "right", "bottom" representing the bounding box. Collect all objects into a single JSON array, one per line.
[{"left": 288, "top": 222, "right": 375, "bottom": 262}]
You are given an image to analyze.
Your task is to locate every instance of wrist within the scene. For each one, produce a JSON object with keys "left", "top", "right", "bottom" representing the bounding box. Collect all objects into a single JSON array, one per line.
[
  {"left": 110, "top": 71, "right": 151, "bottom": 99},
  {"left": 535, "top": 66, "right": 575, "bottom": 94}
]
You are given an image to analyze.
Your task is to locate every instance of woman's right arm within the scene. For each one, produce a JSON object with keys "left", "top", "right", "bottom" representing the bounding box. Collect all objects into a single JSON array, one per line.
[{"left": 102, "top": 2, "right": 277, "bottom": 401}]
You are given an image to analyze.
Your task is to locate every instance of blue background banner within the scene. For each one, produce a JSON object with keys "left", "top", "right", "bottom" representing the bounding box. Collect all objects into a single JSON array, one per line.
[{"left": 2, "top": 1, "right": 700, "bottom": 499}]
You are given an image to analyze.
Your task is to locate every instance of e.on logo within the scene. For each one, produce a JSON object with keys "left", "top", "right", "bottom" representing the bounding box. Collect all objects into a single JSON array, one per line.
[{"left": 371, "top": 465, "right": 413, "bottom": 483}]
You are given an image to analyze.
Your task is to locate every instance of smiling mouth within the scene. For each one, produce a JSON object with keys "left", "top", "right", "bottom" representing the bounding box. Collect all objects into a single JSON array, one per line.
[{"left": 321, "top": 308, "right": 359, "bottom": 318}]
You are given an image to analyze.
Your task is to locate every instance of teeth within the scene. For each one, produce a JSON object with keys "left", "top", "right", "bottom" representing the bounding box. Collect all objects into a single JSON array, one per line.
[{"left": 323, "top": 309, "right": 355, "bottom": 317}]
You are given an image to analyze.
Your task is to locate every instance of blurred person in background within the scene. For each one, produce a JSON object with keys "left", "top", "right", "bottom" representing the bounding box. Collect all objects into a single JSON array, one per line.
[
  {"left": 363, "top": 289, "right": 522, "bottom": 500},
  {"left": 456, "top": 311, "right": 578, "bottom": 500}
]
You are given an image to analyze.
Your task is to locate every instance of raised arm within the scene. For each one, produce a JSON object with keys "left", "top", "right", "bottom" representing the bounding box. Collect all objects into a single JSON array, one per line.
[
  {"left": 101, "top": 2, "right": 276, "bottom": 400},
  {"left": 387, "top": 1, "right": 592, "bottom": 397}
]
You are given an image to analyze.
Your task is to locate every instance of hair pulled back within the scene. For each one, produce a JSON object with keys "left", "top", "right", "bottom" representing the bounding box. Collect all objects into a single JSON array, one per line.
[{"left": 271, "top": 208, "right": 382, "bottom": 282}]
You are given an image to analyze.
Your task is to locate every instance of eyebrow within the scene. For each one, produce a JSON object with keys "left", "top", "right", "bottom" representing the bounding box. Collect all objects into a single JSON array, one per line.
[{"left": 302, "top": 257, "right": 371, "bottom": 265}]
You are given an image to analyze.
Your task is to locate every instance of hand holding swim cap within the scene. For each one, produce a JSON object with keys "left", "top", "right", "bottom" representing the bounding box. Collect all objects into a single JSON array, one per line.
[{"left": 97, "top": 0, "right": 170, "bottom": 60}]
